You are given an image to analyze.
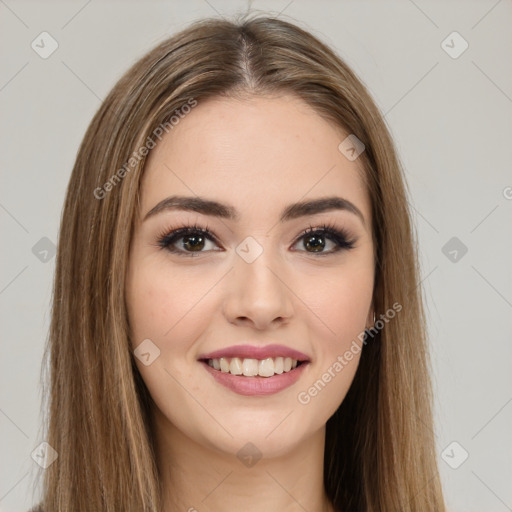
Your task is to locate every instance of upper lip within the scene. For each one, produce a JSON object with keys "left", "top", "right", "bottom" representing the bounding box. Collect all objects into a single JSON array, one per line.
[{"left": 198, "top": 344, "right": 310, "bottom": 362}]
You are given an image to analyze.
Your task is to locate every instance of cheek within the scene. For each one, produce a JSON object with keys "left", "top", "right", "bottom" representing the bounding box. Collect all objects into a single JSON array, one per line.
[
  {"left": 126, "top": 263, "right": 211, "bottom": 413},
  {"left": 296, "top": 259, "right": 374, "bottom": 344},
  {"left": 289, "top": 259, "right": 373, "bottom": 412},
  {"left": 296, "top": 278, "right": 369, "bottom": 419},
  {"left": 126, "top": 261, "right": 214, "bottom": 349}
]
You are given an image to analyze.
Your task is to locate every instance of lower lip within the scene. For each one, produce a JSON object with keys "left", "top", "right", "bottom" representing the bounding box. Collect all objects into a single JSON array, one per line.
[{"left": 200, "top": 361, "right": 309, "bottom": 396}]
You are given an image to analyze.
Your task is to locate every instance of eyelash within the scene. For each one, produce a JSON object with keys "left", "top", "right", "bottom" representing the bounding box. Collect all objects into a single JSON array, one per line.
[{"left": 155, "top": 222, "right": 356, "bottom": 257}]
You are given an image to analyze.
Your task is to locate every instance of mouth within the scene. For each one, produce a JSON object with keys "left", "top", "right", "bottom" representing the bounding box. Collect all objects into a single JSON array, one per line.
[
  {"left": 199, "top": 356, "right": 309, "bottom": 378},
  {"left": 197, "top": 344, "right": 311, "bottom": 395}
]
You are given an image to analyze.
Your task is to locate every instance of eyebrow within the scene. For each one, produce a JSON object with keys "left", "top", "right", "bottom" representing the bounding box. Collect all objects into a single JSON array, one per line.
[{"left": 143, "top": 195, "right": 366, "bottom": 226}]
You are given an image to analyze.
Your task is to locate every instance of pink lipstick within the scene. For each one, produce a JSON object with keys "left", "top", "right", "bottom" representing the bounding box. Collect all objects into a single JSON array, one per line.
[{"left": 198, "top": 344, "right": 310, "bottom": 396}]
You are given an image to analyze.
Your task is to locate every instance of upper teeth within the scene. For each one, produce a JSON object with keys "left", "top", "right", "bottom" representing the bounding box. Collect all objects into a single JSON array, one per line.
[{"left": 207, "top": 357, "right": 299, "bottom": 377}]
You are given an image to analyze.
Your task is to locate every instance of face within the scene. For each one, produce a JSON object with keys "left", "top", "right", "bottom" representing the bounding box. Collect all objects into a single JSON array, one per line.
[{"left": 125, "top": 93, "right": 374, "bottom": 459}]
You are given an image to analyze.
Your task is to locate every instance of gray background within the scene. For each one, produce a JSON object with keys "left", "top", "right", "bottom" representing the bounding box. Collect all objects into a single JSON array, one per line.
[{"left": 1, "top": 1, "right": 511, "bottom": 511}]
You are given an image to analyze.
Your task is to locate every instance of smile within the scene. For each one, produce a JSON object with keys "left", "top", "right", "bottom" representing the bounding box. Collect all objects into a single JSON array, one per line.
[{"left": 200, "top": 358, "right": 309, "bottom": 396}]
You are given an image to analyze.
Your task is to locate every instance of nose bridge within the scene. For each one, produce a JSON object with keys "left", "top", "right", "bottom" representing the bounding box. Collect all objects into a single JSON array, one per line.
[
  {"left": 239, "top": 248, "right": 282, "bottom": 294},
  {"left": 224, "top": 237, "right": 294, "bottom": 327}
]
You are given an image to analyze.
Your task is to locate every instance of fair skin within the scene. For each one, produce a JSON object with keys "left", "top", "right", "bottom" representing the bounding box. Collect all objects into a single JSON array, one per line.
[{"left": 126, "top": 93, "right": 375, "bottom": 512}]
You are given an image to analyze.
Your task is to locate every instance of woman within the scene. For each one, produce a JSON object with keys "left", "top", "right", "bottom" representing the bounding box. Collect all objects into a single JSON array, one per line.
[{"left": 32, "top": 14, "right": 446, "bottom": 511}]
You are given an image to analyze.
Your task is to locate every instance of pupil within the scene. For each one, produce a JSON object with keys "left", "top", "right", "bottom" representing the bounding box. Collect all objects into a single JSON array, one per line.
[
  {"left": 305, "top": 234, "right": 325, "bottom": 252},
  {"left": 183, "top": 234, "right": 204, "bottom": 251}
]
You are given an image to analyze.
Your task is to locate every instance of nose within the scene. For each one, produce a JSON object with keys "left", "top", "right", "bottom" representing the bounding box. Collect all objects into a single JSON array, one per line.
[{"left": 222, "top": 249, "right": 294, "bottom": 330}]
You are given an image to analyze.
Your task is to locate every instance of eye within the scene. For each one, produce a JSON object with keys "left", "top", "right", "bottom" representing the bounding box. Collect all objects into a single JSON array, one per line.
[
  {"left": 291, "top": 223, "right": 356, "bottom": 255},
  {"left": 156, "top": 222, "right": 357, "bottom": 257},
  {"left": 156, "top": 224, "right": 221, "bottom": 257}
]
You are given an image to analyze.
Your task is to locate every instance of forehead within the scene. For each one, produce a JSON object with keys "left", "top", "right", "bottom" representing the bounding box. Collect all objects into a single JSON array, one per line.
[{"left": 139, "top": 94, "right": 371, "bottom": 226}]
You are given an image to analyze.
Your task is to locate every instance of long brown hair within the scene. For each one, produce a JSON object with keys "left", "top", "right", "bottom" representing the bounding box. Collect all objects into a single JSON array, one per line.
[{"left": 35, "top": 14, "right": 446, "bottom": 511}]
